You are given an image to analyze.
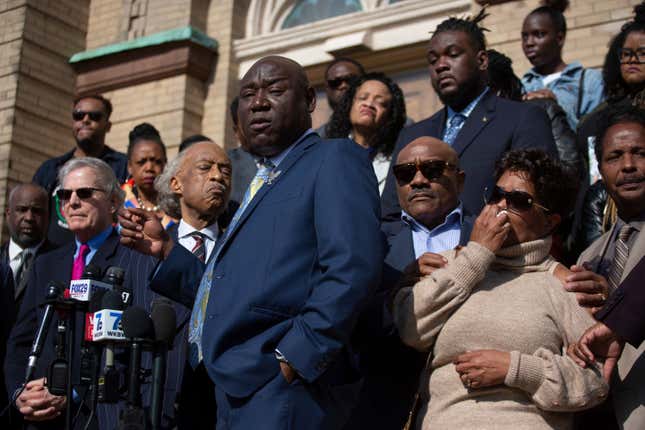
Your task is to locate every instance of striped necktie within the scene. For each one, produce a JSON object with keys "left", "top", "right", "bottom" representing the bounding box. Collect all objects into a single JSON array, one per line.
[
  {"left": 190, "top": 232, "right": 206, "bottom": 263},
  {"left": 187, "top": 158, "right": 275, "bottom": 367},
  {"left": 607, "top": 224, "right": 634, "bottom": 291}
]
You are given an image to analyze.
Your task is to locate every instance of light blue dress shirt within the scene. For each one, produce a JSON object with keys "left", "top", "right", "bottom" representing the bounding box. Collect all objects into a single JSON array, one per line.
[
  {"left": 73, "top": 225, "right": 113, "bottom": 264},
  {"left": 401, "top": 204, "right": 463, "bottom": 258}
]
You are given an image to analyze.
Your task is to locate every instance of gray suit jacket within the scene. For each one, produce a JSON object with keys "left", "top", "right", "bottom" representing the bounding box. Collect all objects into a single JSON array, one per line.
[{"left": 578, "top": 222, "right": 645, "bottom": 430}]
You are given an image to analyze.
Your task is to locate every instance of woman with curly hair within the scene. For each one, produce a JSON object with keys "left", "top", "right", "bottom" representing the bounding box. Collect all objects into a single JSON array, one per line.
[
  {"left": 393, "top": 149, "right": 608, "bottom": 430},
  {"left": 326, "top": 72, "right": 406, "bottom": 194}
]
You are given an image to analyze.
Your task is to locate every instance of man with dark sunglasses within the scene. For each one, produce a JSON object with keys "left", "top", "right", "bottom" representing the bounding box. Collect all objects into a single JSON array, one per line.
[
  {"left": 380, "top": 12, "right": 557, "bottom": 221},
  {"left": 347, "top": 136, "right": 474, "bottom": 429},
  {"left": 32, "top": 94, "right": 128, "bottom": 247},
  {"left": 315, "top": 57, "right": 365, "bottom": 138}
]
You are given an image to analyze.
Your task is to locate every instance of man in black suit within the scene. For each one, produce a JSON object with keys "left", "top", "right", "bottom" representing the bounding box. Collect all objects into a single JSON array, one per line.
[
  {"left": 1, "top": 184, "right": 55, "bottom": 305},
  {"left": 146, "top": 139, "right": 232, "bottom": 429},
  {"left": 32, "top": 95, "right": 128, "bottom": 247},
  {"left": 347, "top": 136, "right": 474, "bottom": 429},
  {"left": 5, "top": 158, "right": 179, "bottom": 429},
  {"left": 380, "top": 12, "right": 557, "bottom": 220}
]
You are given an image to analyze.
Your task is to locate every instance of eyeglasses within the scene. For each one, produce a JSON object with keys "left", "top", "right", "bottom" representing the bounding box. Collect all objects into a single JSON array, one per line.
[
  {"left": 392, "top": 159, "right": 458, "bottom": 185},
  {"left": 72, "top": 110, "right": 104, "bottom": 121},
  {"left": 326, "top": 76, "right": 355, "bottom": 89},
  {"left": 56, "top": 187, "right": 104, "bottom": 201},
  {"left": 619, "top": 48, "right": 645, "bottom": 64},
  {"left": 484, "top": 186, "right": 549, "bottom": 212}
]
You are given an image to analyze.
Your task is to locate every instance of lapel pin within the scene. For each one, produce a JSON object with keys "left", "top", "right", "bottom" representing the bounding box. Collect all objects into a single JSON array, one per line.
[
  {"left": 482, "top": 116, "right": 488, "bottom": 122},
  {"left": 267, "top": 170, "right": 282, "bottom": 185}
]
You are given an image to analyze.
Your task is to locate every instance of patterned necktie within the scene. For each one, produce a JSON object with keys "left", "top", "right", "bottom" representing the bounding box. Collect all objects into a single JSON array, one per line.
[
  {"left": 14, "top": 250, "right": 34, "bottom": 299},
  {"left": 187, "top": 159, "right": 275, "bottom": 367},
  {"left": 71, "top": 243, "right": 90, "bottom": 280},
  {"left": 190, "top": 232, "right": 206, "bottom": 263},
  {"left": 607, "top": 225, "right": 634, "bottom": 291},
  {"left": 443, "top": 113, "right": 466, "bottom": 145}
]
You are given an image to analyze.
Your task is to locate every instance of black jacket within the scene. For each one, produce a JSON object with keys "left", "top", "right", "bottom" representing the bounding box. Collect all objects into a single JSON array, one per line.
[{"left": 573, "top": 180, "right": 609, "bottom": 257}]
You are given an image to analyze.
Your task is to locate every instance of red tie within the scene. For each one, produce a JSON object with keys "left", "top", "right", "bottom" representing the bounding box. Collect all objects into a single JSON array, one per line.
[{"left": 71, "top": 243, "right": 90, "bottom": 280}]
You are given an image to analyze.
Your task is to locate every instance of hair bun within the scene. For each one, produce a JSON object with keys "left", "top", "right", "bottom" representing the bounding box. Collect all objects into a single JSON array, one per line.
[
  {"left": 540, "top": 0, "right": 570, "bottom": 13},
  {"left": 634, "top": 3, "right": 645, "bottom": 23},
  {"left": 129, "top": 122, "right": 160, "bottom": 142}
]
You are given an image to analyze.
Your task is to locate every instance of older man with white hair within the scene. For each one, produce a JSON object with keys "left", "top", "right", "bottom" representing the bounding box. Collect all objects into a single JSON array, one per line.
[{"left": 5, "top": 158, "right": 178, "bottom": 429}]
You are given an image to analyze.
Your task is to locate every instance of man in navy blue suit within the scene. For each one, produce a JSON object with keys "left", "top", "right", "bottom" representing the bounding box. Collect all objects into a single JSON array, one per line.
[
  {"left": 347, "top": 136, "right": 474, "bottom": 429},
  {"left": 119, "top": 56, "right": 383, "bottom": 429},
  {"left": 380, "top": 12, "right": 557, "bottom": 220},
  {"left": 5, "top": 158, "right": 181, "bottom": 429}
]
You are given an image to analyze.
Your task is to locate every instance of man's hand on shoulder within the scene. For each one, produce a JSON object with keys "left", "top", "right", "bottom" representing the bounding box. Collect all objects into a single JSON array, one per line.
[
  {"left": 564, "top": 263, "right": 610, "bottom": 313},
  {"left": 567, "top": 321, "right": 624, "bottom": 383},
  {"left": 118, "top": 207, "right": 174, "bottom": 259}
]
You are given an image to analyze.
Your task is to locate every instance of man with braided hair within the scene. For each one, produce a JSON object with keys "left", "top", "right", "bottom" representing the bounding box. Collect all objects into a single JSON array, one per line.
[{"left": 381, "top": 9, "right": 557, "bottom": 220}]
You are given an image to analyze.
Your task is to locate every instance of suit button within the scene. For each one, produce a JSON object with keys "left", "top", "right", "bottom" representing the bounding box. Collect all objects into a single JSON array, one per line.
[{"left": 215, "top": 274, "right": 223, "bottom": 279}]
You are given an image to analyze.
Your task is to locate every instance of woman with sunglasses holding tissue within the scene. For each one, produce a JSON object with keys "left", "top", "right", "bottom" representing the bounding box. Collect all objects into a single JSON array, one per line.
[
  {"left": 326, "top": 72, "right": 406, "bottom": 194},
  {"left": 392, "top": 149, "right": 608, "bottom": 430}
]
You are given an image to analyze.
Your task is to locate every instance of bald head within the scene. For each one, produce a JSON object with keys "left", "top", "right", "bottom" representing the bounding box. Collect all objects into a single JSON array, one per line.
[
  {"left": 6, "top": 183, "right": 49, "bottom": 248},
  {"left": 397, "top": 136, "right": 459, "bottom": 167},
  {"left": 394, "top": 136, "right": 465, "bottom": 230},
  {"left": 238, "top": 56, "right": 316, "bottom": 157}
]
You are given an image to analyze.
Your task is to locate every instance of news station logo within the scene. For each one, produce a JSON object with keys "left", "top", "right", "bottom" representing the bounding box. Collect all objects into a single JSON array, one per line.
[
  {"left": 92, "top": 310, "right": 125, "bottom": 342},
  {"left": 69, "top": 279, "right": 91, "bottom": 301}
]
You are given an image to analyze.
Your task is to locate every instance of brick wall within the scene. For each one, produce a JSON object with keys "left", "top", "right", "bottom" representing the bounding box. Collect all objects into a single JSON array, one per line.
[{"left": 0, "top": 0, "right": 88, "bottom": 238}]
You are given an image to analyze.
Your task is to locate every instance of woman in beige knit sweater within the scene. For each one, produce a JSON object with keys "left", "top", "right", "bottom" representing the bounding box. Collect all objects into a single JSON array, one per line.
[{"left": 393, "top": 149, "right": 609, "bottom": 430}]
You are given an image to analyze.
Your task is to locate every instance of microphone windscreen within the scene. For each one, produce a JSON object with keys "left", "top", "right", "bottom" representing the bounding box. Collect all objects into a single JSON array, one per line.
[
  {"left": 82, "top": 264, "right": 102, "bottom": 280},
  {"left": 104, "top": 266, "right": 125, "bottom": 286},
  {"left": 88, "top": 288, "right": 108, "bottom": 312},
  {"left": 101, "top": 290, "right": 124, "bottom": 311},
  {"left": 45, "top": 281, "right": 64, "bottom": 300},
  {"left": 151, "top": 300, "right": 176, "bottom": 345},
  {"left": 122, "top": 306, "right": 154, "bottom": 339}
]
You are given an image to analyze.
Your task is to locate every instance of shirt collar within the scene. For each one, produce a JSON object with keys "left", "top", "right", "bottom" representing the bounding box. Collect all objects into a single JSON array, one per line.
[
  {"left": 255, "top": 129, "right": 315, "bottom": 169},
  {"left": 446, "top": 87, "right": 489, "bottom": 122},
  {"left": 75, "top": 225, "right": 113, "bottom": 252},
  {"left": 401, "top": 203, "right": 463, "bottom": 235},
  {"left": 523, "top": 62, "right": 583, "bottom": 81},
  {"left": 8, "top": 238, "right": 42, "bottom": 261},
  {"left": 178, "top": 218, "right": 220, "bottom": 242}
]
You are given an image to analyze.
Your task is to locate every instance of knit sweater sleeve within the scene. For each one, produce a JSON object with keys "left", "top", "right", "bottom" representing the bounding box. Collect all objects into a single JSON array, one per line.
[
  {"left": 392, "top": 241, "right": 495, "bottom": 351},
  {"left": 504, "top": 277, "right": 609, "bottom": 412}
]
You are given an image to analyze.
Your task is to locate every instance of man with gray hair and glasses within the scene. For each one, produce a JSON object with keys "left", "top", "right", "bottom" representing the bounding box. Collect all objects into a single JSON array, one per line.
[{"left": 5, "top": 158, "right": 180, "bottom": 429}]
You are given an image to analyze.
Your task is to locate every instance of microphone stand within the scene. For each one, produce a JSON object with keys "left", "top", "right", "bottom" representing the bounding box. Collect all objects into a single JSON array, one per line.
[{"left": 65, "top": 307, "right": 75, "bottom": 430}]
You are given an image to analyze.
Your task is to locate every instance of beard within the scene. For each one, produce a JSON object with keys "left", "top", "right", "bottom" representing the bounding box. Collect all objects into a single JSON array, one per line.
[{"left": 75, "top": 136, "right": 101, "bottom": 153}]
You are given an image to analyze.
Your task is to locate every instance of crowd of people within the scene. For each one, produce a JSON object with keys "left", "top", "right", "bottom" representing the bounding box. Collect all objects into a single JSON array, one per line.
[{"left": 0, "top": 0, "right": 643, "bottom": 429}]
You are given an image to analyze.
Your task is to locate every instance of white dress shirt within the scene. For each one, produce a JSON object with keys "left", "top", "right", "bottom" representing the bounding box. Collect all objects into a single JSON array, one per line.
[
  {"left": 177, "top": 219, "right": 220, "bottom": 262},
  {"left": 8, "top": 239, "right": 41, "bottom": 282}
]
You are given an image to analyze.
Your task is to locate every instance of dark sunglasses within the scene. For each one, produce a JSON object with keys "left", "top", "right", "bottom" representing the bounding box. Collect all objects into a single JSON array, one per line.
[
  {"left": 72, "top": 110, "right": 104, "bottom": 121},
  {"left": 484, "top": 186, "right": 549, "bottom": 212},
  {"left": 326, "top": 76, "right": 354, "bottom": 89},
  {"left": 56, "top": 187, "right": 104, "bottom": 201},
  {"left": 393, "top": 159, "right": 458, "bottom": 185}
]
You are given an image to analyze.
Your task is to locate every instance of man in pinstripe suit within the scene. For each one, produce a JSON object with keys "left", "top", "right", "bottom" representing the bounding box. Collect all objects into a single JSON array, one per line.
[{"left": 5, "top": 158, "right": 183, "bottom": 429}]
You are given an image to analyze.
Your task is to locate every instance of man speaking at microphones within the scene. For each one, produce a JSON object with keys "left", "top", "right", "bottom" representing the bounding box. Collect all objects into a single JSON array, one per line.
[{"left": 4, "top": 158, "right": 161, "bottom": 429}]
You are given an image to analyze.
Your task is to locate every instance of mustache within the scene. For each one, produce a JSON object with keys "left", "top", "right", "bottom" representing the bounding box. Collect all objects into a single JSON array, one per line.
[
  {"left": 616, "top": 175, "right": 645, "bottom": 186},
  {"left": 407, "top": 188, "right": 438, "bottom": 201}
]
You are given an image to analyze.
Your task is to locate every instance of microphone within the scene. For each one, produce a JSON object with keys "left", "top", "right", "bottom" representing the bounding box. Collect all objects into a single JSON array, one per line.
[
  {"left": 69, "top": 264, "right": 113, "bottom": 303},
  {"left": 94, "top": 290, "right": 125, "bottom": 403},
  {"left": 150, "top": 299, "right": 177, "bottom": 429},
  {"left": 25, "top": 281, "right": 63, "bottom": 383},
  {"left": 106, "top": 266, "right": 131, "bottom": 307},
  {"left": 122, "top": 306, "right": 155, "bottom": 407}
]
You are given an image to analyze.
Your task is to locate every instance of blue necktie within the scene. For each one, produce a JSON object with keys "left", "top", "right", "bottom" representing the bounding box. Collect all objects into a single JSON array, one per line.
[
  {"left": 443, "top": 113, "right": 466, "bottom": 145},
  {"left": 187, "top": 159, "right": 275, "bottom": 367}
]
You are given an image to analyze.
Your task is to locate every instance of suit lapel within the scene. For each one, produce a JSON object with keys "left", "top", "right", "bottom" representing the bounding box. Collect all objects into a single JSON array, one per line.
[
  {"left": 214, "top": 135, "right": 318, "bottom": 262},
  {"left": 623, "top": 227, "right": 645, "bottom": 282},
  {"left": 430, "top": 109, "right": 446, "bottom": 138},
  {"left": 388, "top": 224, "right": 415, "bottom": 271},
  {"left": 452, "top": 92, "right": 496, "bottom": 156},
  {"left": 88, "top": 230, "right": 120, "bottom": 269}
]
